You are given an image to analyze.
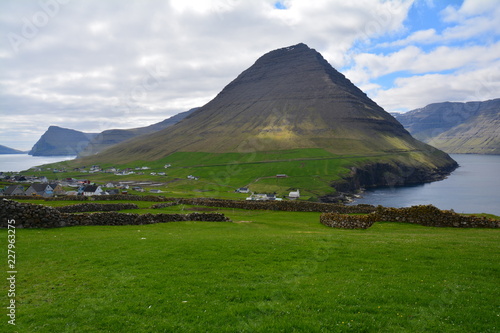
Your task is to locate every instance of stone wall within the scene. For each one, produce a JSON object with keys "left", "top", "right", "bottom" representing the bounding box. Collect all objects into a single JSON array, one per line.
[
  {"left": 320, "top": 205, "right": 500, "bottom": 229},
  {"left": 3, "top": 195, "right": 378, "bottom": 214},
  {"left": 320, "top": 213, "right": 377, "bottom": 229},
  {"left": 56, "top": 203, "right": 139, "bottom": 213},
  {"left": 173, "top": 198, "right": 378, "bottom": 214},
  {"left": 0, "top": 199, "right": 230, "bottom": 228}
]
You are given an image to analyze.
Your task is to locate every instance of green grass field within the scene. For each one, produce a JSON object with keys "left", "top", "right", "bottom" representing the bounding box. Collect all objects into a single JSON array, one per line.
[
  {"left": 22, "top": 149, "right": 393, "bottom": 200},
  {"left": 2, "top": 202, "right": 499, "bottom": 332}
]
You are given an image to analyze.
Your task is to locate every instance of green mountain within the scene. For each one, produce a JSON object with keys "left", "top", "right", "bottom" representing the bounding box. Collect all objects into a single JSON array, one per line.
[
  {"left": 393, "top": 98, "right": 500, "bottom": 154},
  {"left": 29, "top": 126, "right": 98, "bottom": 156},
  {"left": 0, "top": 144, "right": 25, "bottom": 154},
  {"left": 78, "top": 108, "right": 198, "bottom": 157},
  {"left": 77, "top": 43, "right": 457, "bottom": 195}
]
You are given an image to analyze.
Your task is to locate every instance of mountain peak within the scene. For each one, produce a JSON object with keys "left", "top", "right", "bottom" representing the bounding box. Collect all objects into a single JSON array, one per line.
[{"left": 80, "top": 44, "right": 456, "bottom": 175}]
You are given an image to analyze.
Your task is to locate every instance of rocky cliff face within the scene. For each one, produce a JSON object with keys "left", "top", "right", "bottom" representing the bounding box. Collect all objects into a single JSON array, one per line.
[
  {"left": 29, "top": 126, "right": 97, "bottom": 156},
  {"left": 393, "top": 98, "right": 500, "bottom": 154}
]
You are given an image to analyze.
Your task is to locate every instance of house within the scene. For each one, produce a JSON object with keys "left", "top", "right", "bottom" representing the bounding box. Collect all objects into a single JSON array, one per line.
[
  {"left": 25, "top": 184, "right": 53, "bottom": 197},
  {"left": 289, "top": 189, "right": 300, "bottom": 200},
  {"left": 132, "top": 186, "right": 144, "bottom": 192},
  {"left": 236, "top": 187, "right": 250, "bottom": 193},
  {"left": 49, "top": 183, "right": 65, "bottom": 195},
  {"left": 79, "top": 185, "right": 104, "bottom": 196},
  {"left": 266, "top": 193, "right": 277, "bottom": 201},
  {"left": 3, "top": 185, "right": 25, "bottom": 196},
  {"left": 164, "top": 164, "right": 171, "bottom": 168},
  {"left": 105, "top": 182, "right": 115, "bottom": 188},
  {"left": 106, "top": 189, "right": 120, "bottom": 195},
  {"left": 149, "top": 189, "right": 163, "bottom": 193},
  {"left": 246, "top": 193, "right": 275, "bottom": 201}
]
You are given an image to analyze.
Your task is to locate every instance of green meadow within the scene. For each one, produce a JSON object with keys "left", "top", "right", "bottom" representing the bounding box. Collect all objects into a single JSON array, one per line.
[
  {"left": 27, "top": 148, "right": 398, "bottom": 199},
  {"left": 2, "top": 202, "right": 499, "bottom": 332}
]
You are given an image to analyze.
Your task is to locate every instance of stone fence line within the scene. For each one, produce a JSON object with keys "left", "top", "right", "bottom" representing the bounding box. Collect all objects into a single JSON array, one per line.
[
  {"left": 0, "top": 199, "right": 230, "bottom": 228},
  {"left": 320, "top": 205, "right": 499, "bottom": 229}
]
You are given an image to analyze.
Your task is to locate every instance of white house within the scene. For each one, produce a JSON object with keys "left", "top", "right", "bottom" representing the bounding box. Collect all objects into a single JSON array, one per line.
[
  {"left": 80, "top": 185, "right": 104, "bottom": 196},
  {"left": 236, "top": 187, "right": 250, "bottom": 193},
  {"left": 289, "top": 189, "right": 300, "bottom": 200}
]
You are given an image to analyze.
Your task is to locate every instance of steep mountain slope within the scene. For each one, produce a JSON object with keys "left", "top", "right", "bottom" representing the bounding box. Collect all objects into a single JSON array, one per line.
[
  {"left": 78, "top": 43, "right": 457, "bottom": 191},
  {"left": 29, "top": 126, "right": 97, "bottom": 156},
  {"left": 0, "top": 145, "right": 25, "bottom": 154},
  {"left": 78, "top": 108, "right": 198, "bottom": 157},
  {"left": 393, "top": 99, "right": 500, "bottom": 154}
]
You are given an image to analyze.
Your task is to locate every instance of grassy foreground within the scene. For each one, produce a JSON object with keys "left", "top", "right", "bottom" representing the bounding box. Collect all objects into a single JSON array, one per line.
[{"left": 2, "top": 204, "right": 499, "bottom": 332}]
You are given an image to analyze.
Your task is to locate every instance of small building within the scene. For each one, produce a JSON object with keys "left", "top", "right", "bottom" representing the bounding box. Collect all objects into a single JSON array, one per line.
[
  {"left": 132, "top": 186, "right": 144, "bottom": 192},
  {"left": 276, "top": 174, "right": 288, "bottom": 178},
  {"left": 149, "top": 189, "right": 163, "bottom": 193},
  {"left": 106, "top": 189, "right": 120, "bottom": 195},
  {"left": 3, "top": 185, "right": 25, "bottom": 196},
  {"left": 266, "top": 193, "right": 277, "bottom": 201},
  {"left": 236, "top": 187, "right": 250, "bottom": 193},
  {"left": 79, "top": 185, "right": 104, "bottom": 196},
  {"left": 289, "top": 189, "right": 300, "bottom": 200},
  {"left": 105, "top": 182, "right": 115, "bottom": 188},
  {"left": 25, "top": 184, "right": 53, "bottom": 197},
  {"left": 49, "top": 183, "right": 65, "bottom": 195},
  {"left": 246, "top": 193, "right": 275, "bottom": 201}
]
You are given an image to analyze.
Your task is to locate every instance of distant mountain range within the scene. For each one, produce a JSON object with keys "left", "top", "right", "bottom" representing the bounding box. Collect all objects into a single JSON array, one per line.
[
  {"left": 78, "top": 108, "right": 198, "bottom": 157},
  {"left": 0, "top": 144, "right": 25, "bottom": 154},
  {"left": 28, "top": 109, "right": 197, "bottom": 157},
  {"left": 29, "top": 126, "right": 98, "bottom": 156},
  {"left": 393, "top": 98, "right": 500, "bottom": 154}
]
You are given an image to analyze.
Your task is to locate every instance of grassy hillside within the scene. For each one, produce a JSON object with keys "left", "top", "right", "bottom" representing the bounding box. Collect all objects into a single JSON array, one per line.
[
  {"left": 4, "top": 201, "right": 499, "bottom": 332},
  {"left": 31, "top": 148, "right": 454, "bottom": 200}
]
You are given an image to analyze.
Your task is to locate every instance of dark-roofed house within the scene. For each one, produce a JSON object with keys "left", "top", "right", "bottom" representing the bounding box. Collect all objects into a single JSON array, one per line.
[
  {"left": 49, "top": 183, "right": 65, "bottom": 195},
  {"left": 79, "top": 185, "right": 104, "bottom": 196},
  {"left": 3, "top": 185, "right": 25, "bottom": 196},
  {"left": 25, "top": 184, "right": 53, "bottom": 197}
]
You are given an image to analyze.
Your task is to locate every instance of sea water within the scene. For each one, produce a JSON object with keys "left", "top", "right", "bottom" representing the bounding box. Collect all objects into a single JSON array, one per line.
[
  {"left": 349, "top": 154, "right": 500, "bottom": 215},
  {"left": 0, "top": 154, "right": 76, "bottom": 172}
]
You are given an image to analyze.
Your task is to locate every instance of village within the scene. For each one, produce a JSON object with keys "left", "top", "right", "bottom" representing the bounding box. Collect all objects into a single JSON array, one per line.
[{"left": 0, "top": 165, "right": 301, "bottom": 200}]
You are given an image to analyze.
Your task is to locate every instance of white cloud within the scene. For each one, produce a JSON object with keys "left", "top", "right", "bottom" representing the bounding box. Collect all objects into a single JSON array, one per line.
[
  {"left": 345, "top": 42, "right": 500, "bottom": 84},
  {"left": 0, "top": 0, "right": 498, "bottom": 151},
  {"left": 371, "top": 61, "right": 500, "bottom": 111}
]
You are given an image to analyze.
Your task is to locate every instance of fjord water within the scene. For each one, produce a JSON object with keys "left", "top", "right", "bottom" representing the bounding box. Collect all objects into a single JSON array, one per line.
[
  {"left": 0, "top": 154, "right": 76, "bottom": 172},
  {"left": 350, "top": 154, "right": 500, "bottom": 215}
]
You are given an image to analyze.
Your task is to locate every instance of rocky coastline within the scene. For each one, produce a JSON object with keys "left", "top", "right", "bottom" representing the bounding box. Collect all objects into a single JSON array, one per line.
[{"left": 320, "top": 159, "right": 459, "bottom": 203}]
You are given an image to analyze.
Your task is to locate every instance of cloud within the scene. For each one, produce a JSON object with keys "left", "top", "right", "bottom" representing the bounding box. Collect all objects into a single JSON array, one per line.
[
  {"left": 1, "top": 0, "right": 416, "bottom": 150},
  {"left": 372, "top": 60, "right": 500, "bottom": 111},
  {"left": 1, "top": 0, "right": 498, "bottom": 152}
]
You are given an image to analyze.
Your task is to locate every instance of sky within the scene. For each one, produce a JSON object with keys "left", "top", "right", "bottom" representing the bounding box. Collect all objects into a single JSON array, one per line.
[{"left": 1, "top": 0, "right": 499, "bottom": 151}]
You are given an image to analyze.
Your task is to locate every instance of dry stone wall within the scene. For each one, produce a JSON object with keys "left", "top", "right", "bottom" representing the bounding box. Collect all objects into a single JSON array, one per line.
[
  {"left": 56, "top": 203, "right": 139, "bottom": 213},
  {"left": 3, "top": 195, "right": 377, "bottom": 213},
  {"left": 320, "top": 205, "right": 500, "bottom": 229},
  {"left": 0, "top": 199, "right": 230, "bottom": 228},
  {"left": 173, "top": 198, "right": 378, "bottom": 214}
]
